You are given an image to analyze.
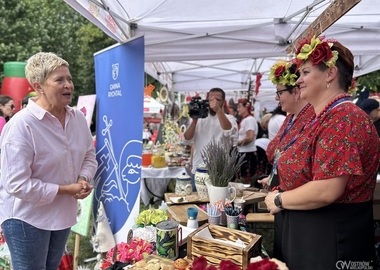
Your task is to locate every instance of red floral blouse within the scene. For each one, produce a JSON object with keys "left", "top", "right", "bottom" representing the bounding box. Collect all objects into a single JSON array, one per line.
[
  {"left": 278, "top": 102, "right": 380, "bottom": 203},
  {"left": 267, "top": 103, "right": 315, "bottom": 163}
]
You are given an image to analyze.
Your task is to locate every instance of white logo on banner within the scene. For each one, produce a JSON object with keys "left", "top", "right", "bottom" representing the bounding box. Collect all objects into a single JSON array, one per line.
[{"left": 112, "top": 63, "right": 119, "bottom": 80}]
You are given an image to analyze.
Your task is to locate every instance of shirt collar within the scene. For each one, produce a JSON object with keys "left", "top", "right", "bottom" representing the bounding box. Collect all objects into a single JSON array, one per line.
[{"left": 27, "top": 97, "right": 75, "bottom": 120}]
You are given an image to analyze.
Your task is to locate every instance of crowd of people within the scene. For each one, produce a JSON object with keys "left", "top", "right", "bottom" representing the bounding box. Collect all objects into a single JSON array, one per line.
[
  {"left": 182, "top": 36, "right": 380, "bottom": 269},
  {"left": 0, "top": 36, "right": 379, "bottom": 269}
]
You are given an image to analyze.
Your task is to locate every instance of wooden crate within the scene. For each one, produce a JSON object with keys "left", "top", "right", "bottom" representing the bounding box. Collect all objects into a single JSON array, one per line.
[{"left": 187, "top": 223, "right": 261, "bottom": 270}]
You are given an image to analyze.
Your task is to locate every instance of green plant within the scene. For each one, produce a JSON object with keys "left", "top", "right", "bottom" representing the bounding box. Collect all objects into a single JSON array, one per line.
[{"left": 201, "top": 136, "right": 245, "bottom": 187}]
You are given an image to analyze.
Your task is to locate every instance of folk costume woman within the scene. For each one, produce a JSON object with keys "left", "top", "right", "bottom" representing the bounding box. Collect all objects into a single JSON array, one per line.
[
  {"left": 265, "top": 36, "right": 380, "bottom": 269},
  {"left": 261, "top": 60, "right": 315, "bottom": 260},
  {"left": 265, "top": 60, "right": 315, "bottom": 189}
]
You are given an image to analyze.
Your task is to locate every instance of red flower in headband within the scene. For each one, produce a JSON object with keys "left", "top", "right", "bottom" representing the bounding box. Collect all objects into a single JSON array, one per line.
[
  {"left": 309, "top": 42, "right": 334, "bottom": 65},
  {"left": 269, "top": 60, "right": 298, "bottom": 86},
  {"left": 296, "top": 36, "right": 338, "bottom": 68},
  {"left": 274, "top": 66, "right": 286, "bottom": 78}
]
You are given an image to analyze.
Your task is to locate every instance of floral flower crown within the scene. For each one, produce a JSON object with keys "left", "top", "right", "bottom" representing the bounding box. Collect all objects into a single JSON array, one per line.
[
  {"left": 269, "top": 60, "right": 298, "bottom": 86},
  {"left": 295, "top": 35, "right": 339, "bottom": 68}
]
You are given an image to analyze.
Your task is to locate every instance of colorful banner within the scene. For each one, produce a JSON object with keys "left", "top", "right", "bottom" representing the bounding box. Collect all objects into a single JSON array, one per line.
[{"left": 93, "top": 36, "right": 144, "bottom": 242}]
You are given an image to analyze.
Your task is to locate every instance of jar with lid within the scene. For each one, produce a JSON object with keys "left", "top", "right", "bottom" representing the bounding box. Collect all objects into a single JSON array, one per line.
[
  {"left": 175, "top": 172, "right": 192, "bottom": 196},
  {"left": 194, "top": 164, "right": 209, "bottom": 200}
]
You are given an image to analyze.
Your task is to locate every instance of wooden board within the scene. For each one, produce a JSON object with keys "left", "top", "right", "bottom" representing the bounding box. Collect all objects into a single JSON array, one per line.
[
  {"left": 167, "top": 204, "right": 208, "bottom": 226},
  {"left": 286, "top": 0, "right": 361, "bottom": 53},
  {"left": 240, "top": 191, "right": 267, "bottom": 206},
  {"left": 164, "top": 192, "right": 209, "bottom": 205}
]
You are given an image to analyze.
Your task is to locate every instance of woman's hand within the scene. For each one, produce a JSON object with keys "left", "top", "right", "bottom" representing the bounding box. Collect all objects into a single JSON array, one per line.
[
  {"left": 74, "top": 180, "right": 93, "bottom": 199},
  {"left": 265, "top": 191, "right": 282, "bottom": 215},
  {"left": 258, "top": 176, "right": 270, "bottom": 190},
  {"left": 58, "top": 181, "right": 93, "bottom": 199}
]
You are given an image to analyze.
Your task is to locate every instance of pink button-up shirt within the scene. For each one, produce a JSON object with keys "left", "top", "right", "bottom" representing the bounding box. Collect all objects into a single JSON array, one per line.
[{"left": 0, "top": 99, "right": 97, "bottom": 230}]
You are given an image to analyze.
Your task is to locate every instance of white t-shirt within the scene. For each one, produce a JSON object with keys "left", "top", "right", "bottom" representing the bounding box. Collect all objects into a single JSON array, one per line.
[
  {"left": 268, "top": 114, "right": 286, "bottom": 141},
  {"left": 255, "top": 138, "right": 270, "bottom": 151},
  {"left": 186, "top": 114, "right": 237, "bottom": 174},
  {"left": 237, "top": 115, "right": 258, "bottom": 153},
  {"left": 143, "top": 129, "right": 151, "bottom": 140}
]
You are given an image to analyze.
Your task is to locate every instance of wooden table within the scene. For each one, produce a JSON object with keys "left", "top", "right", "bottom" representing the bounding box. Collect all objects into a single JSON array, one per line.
[
  {"left": 167, "top": 204, "right": 208, "bottom": 226},
  {"left": 164, "top": 190, "right": 267, "bottom": 206},
  {"left": 165, "top": 190, "right": 267, "bottom": 226}
]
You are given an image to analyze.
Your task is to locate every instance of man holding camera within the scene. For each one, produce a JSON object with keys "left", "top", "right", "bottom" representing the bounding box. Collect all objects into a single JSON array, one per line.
[{"left": 184, "top": 88, "right": 237, "bottom": 190}]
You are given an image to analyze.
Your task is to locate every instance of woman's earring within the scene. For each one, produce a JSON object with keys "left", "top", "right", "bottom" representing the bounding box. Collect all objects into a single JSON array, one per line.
[{"left": 327, "top": 82, "right": 330, "bottom": 88}]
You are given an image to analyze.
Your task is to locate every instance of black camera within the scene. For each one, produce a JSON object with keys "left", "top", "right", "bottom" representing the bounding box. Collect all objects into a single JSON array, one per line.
[{"left": 188, "top": 96, "right": 209, "bottom": 119}]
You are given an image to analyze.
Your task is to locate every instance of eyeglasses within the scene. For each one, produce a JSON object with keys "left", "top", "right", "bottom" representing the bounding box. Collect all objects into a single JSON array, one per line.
[
  {"left": 5, "top": 104, "right": 15, "bottom": 109},
  {"left": 275, "top": 89, "right": 289, "bottom": 98}
]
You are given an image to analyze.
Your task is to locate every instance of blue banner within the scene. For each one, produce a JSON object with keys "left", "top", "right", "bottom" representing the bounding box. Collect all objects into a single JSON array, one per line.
[{"left": 94, "top": 36, "right": 144, "bottom": 242}]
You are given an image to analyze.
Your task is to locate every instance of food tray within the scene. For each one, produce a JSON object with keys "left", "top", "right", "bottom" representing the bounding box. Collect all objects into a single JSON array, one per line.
[{"left": 164, "top": 192, "right": 209, "bottom": 205}]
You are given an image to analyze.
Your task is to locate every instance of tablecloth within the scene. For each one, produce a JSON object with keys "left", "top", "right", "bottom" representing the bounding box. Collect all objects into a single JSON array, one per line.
[{"left": 140, "top": 167, "right": 187, "bottom": 206}]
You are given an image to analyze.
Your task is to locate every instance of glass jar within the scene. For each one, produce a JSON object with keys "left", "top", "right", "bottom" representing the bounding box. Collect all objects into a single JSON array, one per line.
[{"left": 142, "top": 149, "right": 152, "bottom": 167}]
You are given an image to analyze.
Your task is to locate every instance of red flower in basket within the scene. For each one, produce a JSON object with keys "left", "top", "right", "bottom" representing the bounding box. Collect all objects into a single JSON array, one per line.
[
  {"left": 192, "top": 257, "right": 239, "bottom": 270},
  {"left": 193, "top": 256, "right": 208, "bottom": 270},
  {"left": 220, "top": 260, "right": 240, "bottom": 270},
  {"left": 247, "top": 258, "right": 278, "bottom": 270}
]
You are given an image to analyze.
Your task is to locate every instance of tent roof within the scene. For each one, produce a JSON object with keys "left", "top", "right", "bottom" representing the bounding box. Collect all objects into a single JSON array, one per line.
[{"left": 63, "top": 0, "right": 380, "bottom": 110}]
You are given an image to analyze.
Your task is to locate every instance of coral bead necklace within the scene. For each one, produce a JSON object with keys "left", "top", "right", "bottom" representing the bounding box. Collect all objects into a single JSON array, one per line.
[{"left": 306, "top": 93, "right": 351, "bottom": 128}]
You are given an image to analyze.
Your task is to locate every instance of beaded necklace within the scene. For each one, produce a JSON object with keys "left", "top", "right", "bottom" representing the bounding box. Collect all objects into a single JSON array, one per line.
[{"left": 305, "top": 93, "right": 351, "bottom": 128}]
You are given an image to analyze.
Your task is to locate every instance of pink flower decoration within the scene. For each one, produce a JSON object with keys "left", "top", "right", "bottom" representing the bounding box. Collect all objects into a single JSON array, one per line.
[{"left": 102, "top": 239, "right": 153, "bottom": 268}]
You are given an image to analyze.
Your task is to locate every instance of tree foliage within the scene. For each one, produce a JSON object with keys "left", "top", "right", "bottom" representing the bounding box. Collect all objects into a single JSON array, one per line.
[
  {"left": 2, "top": 0, "right": 378, "bottom": 104},
  {"left": 357, "top": 70, "right": 380, "bottom": 92},
  {"left": 0, "top": 0, "right": 115, "bottom": 103}
]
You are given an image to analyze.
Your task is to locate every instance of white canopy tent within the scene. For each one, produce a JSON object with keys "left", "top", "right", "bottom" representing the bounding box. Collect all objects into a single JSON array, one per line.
[
  {"left": 144, "top": 95, "right": 164, "bottom": 114},
  {"left": 63, "top": 0, "right": 380, "bottom": 110}
]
